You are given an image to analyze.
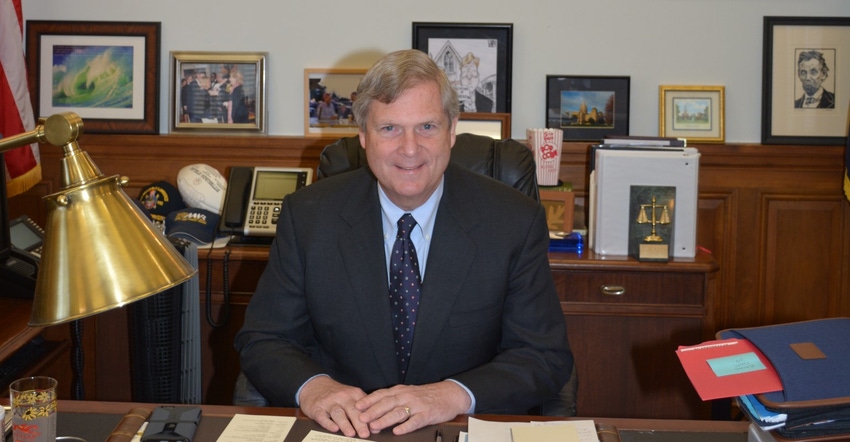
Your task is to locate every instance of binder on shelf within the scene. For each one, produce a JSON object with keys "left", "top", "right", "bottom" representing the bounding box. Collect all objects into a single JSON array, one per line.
[{"left": 588, "top": 146, "right": 700, "bottom": 257}]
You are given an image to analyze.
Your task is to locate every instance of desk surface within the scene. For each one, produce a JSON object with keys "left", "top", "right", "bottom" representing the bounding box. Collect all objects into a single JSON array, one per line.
[{"left": 36, "top": 400, "right": 751, "bottom": 442}]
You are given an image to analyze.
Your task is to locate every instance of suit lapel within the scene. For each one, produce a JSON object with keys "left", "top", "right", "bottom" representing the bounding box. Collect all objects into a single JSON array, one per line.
[
  {"left": 336, "top": 170, "right": 400, "bottom": 384},
  {"left": 406, "top": 166, "right": 479, "bottom": 382}
]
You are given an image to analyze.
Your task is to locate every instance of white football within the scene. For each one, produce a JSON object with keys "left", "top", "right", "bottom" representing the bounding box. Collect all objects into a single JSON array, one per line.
[{"left": 177, "top": 164, "right": 227, "bottom": 214}]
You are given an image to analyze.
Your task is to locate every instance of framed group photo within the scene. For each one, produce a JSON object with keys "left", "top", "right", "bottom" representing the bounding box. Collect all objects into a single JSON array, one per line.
[
  {"left": 762, "top": 16, "right": 850, "bottom": 145},
  {"left": 412, "top": 22, "right": 513, "bottom": 113},
  {"left": 25, "top": 20, "right": 160, "bottom": 134},
  {"left": 546, "top": 75, "right": 630, "bottom": 141},
  {"left": 170, "top": 51, "right": 267, "bottom": 133},
  {"left": 304, "top": 68, "right": 367, "bottom": 137},
  {"left": 659, "top": 85, "right": 725, "bottom": 144}
]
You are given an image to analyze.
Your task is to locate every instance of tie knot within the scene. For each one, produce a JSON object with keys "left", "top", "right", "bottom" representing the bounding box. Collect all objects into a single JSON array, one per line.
[{"left": 396, "top": 214, "right": 417, "bottom": 240}]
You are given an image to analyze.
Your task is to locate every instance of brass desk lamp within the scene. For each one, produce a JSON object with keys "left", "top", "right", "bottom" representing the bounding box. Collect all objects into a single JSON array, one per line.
[{"left": 0, "top": 112, "right": 196, "bottom": 397}]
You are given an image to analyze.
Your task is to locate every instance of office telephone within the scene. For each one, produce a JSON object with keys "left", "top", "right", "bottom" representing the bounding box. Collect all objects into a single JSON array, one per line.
[
  {"left": 219, "top": 166, "right": 313, "bottom": 238},
  {"left": 1, "top": 215, "right": 43, "bottom": 298}
]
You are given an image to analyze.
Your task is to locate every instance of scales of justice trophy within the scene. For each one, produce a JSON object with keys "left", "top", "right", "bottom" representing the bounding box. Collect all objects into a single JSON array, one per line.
[{"left": 633, "top": 195, "right": 672, "bottom": 261}]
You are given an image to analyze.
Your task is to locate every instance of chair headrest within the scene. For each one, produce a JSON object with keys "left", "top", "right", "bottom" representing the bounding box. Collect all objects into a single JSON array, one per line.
[{"left": 318, "top": 133, "right": 540, "bottom": 202}]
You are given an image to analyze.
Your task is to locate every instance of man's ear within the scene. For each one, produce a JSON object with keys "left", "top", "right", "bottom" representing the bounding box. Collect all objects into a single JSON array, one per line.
[
  {"left": 449, "top": 117, "right": 458, "bottom": 148},
  {"left": 359, "top": 129, "right": 367, "bottom": 150}
]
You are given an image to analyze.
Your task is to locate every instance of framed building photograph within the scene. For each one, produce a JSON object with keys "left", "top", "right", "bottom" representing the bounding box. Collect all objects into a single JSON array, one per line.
[
  {"left": 546, "top": 75, "right": 630, "bottom": 141},
  {"left": 659, "top": 85, "right": 725, "bottom": 144},
  {"left": 762, "top": 16, "right": 850, "bottom": 145},
  {"left": 456, "top": 112, "right": 511, "bottom": 139},
  {"left": 412, "top": 22, "right": 513, "bottom": 113},
  {"left": 170, "top": 51, "right": 266, "bottom": 133},
  {"left": 304, "top": 68, "right": 366, "bottom": 137},
  {"left": 25, "top": 20, "right": 160, "bottom": 134}
]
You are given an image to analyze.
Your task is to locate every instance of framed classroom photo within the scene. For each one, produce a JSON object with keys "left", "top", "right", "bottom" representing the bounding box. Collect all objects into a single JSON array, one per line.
[
  {"left": 412, "top": 22, "right": 513, "bottom": 113},
  {"left": 659, "top": 85, "right": 725, "bottom": 144},
  {"left": 546, "top": 75, "right": 630, "bottom": 141},
  {"left": 171, "top": 51, "right": 266, "bottom": 133},
  {"left": 539, "top": 189, "right": 575, "bottom": 233},
  {"left": 304, "top": 68, "right": 366, "bottom": 137},
  {"left": 762, "top": 16, "right": 850, "bottom": 145},
  {"left": 25, "top": 21, "right": 160, "bottom": 134},
  {"left": 456, "top": 112, "right": 511, "bottom": 139}
]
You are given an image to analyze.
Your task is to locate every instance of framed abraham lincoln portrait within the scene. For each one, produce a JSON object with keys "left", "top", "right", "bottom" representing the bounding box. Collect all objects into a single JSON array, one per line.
[{"left": 762, "top": 16, "right": 850, "bottom": 145}]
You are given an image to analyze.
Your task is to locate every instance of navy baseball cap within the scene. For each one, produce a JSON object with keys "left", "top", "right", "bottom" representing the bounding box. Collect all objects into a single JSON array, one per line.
[
  {"left": 139, "top": 181, "right": 187, "bottom": 232},
  {"left": 165, "top": 208, "right": 231, "bottom": 248}
]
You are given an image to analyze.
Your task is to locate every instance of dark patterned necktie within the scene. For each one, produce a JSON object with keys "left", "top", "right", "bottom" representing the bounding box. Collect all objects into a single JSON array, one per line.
[{"left": 389, "top": 213, "right": 421, "bottom": 378}]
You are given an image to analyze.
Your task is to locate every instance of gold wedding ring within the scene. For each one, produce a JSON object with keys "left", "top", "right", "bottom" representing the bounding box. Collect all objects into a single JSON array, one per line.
[{"left": 403, "top": 406, "right": 411, "bottom": 417}]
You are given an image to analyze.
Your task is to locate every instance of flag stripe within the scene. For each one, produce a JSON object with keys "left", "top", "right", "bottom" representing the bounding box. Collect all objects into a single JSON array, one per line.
[{"left": 0, "top": 0, "right": 41, "bottom": 197}]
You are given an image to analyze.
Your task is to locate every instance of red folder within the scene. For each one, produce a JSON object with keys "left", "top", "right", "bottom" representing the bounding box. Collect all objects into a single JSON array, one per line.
[{"left": 676, "top": 338, "right": 783, "bottom": 401}]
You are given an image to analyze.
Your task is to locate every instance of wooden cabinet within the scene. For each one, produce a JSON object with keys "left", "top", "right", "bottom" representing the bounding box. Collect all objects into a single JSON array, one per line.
[{"left": 550, "top": 251, "right": 717, "bottom": 419}]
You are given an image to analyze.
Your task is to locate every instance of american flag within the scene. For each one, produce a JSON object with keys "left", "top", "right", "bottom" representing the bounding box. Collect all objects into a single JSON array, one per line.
[{"left": 1, "top": 0, "right": 41, "bottom": 197}]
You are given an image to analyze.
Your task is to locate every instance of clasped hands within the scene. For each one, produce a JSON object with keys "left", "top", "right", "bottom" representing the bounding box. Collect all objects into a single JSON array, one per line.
[{"left": 299, "top": 376, "right": 471, "bottom": 438}]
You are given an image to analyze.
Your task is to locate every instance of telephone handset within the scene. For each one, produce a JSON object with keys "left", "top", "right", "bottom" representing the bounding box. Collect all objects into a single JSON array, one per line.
[{"left": 219, "top": 166, "right": 313, "bottom": 238}]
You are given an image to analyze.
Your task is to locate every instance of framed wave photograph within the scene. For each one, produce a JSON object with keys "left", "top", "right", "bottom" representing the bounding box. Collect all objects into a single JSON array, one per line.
[
  {"left": 412, "top": 22, "right": 513, "bottom": 113},
  {"left": 546, "top": 75, "right": 630, "bottom": 141},
  {"left": 25, "top": 20, "right": 160, "bottom": 134}
]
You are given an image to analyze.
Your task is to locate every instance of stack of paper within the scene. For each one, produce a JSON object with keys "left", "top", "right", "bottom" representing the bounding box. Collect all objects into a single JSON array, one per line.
[{"left": 466, "top": 417, "right": 599, "bottom": 442}]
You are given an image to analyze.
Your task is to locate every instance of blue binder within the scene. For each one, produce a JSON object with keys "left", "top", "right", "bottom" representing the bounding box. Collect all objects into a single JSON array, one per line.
[{"left": 718, "top": 318, "right": 850, "bottom": 439}]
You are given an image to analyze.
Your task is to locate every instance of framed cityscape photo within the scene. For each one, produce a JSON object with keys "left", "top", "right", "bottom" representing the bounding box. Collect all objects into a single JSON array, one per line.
[
  {"left": 412, "top": 22, "right": 513, "bottom": 113},
  {"left": 762, "top": 16, "right": 850, "bottom": 145},
  {"left": 25, "top": 20, "right": 160, "bottom": 134},
  {"left": 546, "top": 75, "right": 630, "bottom": 141},
  {"left": 659, "top": 85, "right": 725, "bottom": 144},
  {"left": 170, "top": 51, "right": 267, "bottom": 134}
]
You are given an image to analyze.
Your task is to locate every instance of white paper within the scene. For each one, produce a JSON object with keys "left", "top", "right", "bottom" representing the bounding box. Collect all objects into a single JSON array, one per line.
[
  {"left": 301, "top": 430, "right": 373, "bottom": 441},
  {"left": 216, "top": 414, "right": 296, "bottom": 442},
  {"left": 467, "top": 417, "right": 599, "bottom": 442}
]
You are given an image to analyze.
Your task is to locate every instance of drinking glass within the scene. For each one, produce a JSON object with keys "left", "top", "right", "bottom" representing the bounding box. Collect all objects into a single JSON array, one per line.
[{"left": 9, "top": 376, "right": 57, "bottom": 442}]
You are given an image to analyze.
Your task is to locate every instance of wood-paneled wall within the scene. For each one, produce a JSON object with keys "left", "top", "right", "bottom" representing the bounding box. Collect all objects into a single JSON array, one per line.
[{"left": 8, "top": 133, "right": 849, "bottom": 402}]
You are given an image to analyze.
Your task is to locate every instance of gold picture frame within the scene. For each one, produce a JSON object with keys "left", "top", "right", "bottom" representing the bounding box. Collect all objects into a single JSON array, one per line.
[
  {"left": 304, "top": 68, "right": 367, "bottom": 137},
  {"left": 659, "top": 85, "right": 725, "bottom": 144},
  {"left": 170, "top": 51, "right": 267, "bottom": 134}
]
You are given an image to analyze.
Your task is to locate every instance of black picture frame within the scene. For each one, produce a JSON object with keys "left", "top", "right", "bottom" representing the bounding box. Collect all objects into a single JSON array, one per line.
[
  {"left": 546, "top": 75, "right": 630, "bottom": 141},
  {"left": 26, "top": 20, "right": 160, "bottom": 134},
  {"left": 412, "top": 22, "right": 512, "bottom": 113},
  {"left": 762, "top": 16, "right": 850, "bottom": 145}
]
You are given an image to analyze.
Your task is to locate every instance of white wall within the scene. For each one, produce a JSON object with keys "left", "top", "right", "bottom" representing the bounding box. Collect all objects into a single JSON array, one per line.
[{"left": 22, "top": 1, "right": 849, "bottom": 142}]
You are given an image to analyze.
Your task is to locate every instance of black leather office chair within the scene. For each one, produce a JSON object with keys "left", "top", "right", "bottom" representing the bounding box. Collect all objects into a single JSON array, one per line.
[
  {"left": 234, "top": 133, "right": 578, "bottom": 416},
  {"left": 317, "top": 133, "right": 540, "bottom": 203}
]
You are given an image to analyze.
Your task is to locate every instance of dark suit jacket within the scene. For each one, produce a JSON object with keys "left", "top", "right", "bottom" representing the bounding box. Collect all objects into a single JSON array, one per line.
[
  {"left": 235, "top": 164, "right": 573, "bottom": 414},
  {"left": 795, "top": 89, "right": 836, "bottom": 108}
]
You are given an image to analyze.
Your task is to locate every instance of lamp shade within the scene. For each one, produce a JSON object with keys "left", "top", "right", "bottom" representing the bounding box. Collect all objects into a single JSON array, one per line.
[{"left": 29, "top": 173, "right": 197, "bottom": 326}]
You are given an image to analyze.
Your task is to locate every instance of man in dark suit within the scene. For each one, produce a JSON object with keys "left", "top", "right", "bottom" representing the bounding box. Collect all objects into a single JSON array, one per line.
[
  {"left": 794, "top": 50, "right": 836, "bottom": 109},
  {"left": 235, "top": 49, "right": 572, "bottom": 438}
]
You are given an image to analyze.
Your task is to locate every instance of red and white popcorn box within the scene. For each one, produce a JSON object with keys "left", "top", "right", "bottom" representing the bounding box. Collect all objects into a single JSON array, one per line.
[{"left": 526, "top": 128, "right": 563, "bottom": 186}]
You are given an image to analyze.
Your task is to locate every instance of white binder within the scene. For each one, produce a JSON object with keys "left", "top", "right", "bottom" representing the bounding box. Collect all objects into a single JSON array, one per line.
[{"left": 589, "top": 147, "right": 700, "bottom": 257}]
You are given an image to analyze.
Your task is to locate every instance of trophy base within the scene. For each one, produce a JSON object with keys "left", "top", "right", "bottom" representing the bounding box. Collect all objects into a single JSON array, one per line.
[{"left": 637, "top": 243, "right": 670, "bottom": 262}]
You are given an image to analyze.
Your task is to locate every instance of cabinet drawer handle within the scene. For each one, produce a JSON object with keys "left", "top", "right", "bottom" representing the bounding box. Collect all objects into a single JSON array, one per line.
[{"left": 600, "top": 285, "right": 626, "bottom": 296}]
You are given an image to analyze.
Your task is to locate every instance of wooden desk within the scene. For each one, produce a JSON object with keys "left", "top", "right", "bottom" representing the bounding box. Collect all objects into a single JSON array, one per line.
[
  {"left": 43, "top": 400, "right": 749, "bottom": 442},
  {"left": 89, "top": 245, "right": 718, "bottom": 419}
]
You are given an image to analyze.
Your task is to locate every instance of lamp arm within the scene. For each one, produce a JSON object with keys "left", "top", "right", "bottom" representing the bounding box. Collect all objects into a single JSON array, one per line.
[{"left": 0, "top": 112, "right": 83, "bottom": 153}]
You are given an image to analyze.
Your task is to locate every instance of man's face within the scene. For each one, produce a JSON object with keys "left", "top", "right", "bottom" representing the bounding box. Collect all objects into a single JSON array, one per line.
[
  {"left": 359, "top": 81, "right": 457, "bottom": 211},
  {"left": 798, "top": 58, "right": 827, "bottom": 95}
]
